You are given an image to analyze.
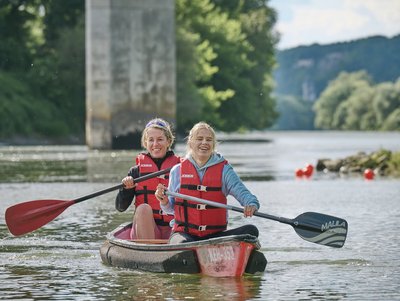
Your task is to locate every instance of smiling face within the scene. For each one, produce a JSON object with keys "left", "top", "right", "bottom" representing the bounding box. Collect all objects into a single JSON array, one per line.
[
  {"left": 143, "top": 128, "right": 170, "bottom": 158},
  {"left": 189, "top": 128, "right": 215, "bottom": 163}
]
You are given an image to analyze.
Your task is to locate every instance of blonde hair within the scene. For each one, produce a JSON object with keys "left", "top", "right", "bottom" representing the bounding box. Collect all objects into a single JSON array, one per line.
[
  {"left": 186, "top": 121, "right": 217, "bottom": 154},
  {"left": 141, "top": 118, "right": 175, "bottom": 150}
]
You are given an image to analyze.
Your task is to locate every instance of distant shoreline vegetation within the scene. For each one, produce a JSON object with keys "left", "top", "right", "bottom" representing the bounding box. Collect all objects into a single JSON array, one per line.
[{"left": 274, "top": 34, "right": 400, "bottom": 131}]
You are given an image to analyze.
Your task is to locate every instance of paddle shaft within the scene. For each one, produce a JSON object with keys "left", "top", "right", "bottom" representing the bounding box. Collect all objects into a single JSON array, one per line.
[
  {"left": 165, "top": 191, "right": 348, "bottom": 248},
  {"left": 73, "top": 167, "right": 172, "bottom": 204},
  {"left": 165, "top": 191, "right": 294, "bottom": 225}
]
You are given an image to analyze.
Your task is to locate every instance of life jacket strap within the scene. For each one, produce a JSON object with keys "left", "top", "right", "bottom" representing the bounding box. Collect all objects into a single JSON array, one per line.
[
  {"left": 175, "top": 220, "right": 227, "bottom": 231},
  {"left": 140, "top": 172, "right": 169, "bottom": 180},
  {"left": 175, "top": 200, "right": 221, "bottom": 210},
  {"left": 180, "top": 184, "right": 221, "bottom": 192},
  {"left": 152, "top": 209, "right": 171, "bottom": 216},
  {"left": 154, "top": 219, "right": 170, "bottom": 226},
  {"left": 135, "top": 189, "right": 156, "bottom": 195}
]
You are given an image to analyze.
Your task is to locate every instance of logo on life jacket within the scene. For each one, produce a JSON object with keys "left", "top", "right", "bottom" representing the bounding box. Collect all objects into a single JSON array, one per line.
[
  {"left": 141, "top": 164, "right": 153, "bottom": 167},
  {"left": 182, "top": 174, "right": 194, "bottom": 178}
]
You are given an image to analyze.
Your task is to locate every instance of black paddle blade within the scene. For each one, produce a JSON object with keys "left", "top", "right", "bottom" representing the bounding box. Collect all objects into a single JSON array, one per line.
[{"left": 292, "top": 212, "right": 348, "bottom": 248}]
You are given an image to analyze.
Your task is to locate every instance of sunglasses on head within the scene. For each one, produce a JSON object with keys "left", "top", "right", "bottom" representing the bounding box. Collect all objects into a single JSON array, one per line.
[{"left": 146, "top": 120, "right": 167, "bottom": 128}]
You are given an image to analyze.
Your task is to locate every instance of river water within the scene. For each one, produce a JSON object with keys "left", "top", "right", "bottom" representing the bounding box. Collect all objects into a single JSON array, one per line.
[{"left": 0, "top": 131, "right": 399, "bottom": 300}]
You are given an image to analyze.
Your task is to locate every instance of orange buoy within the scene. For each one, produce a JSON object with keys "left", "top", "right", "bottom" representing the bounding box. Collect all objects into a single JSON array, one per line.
[{"left": 364, "top": 168, "right": 374, "bottom": 180}]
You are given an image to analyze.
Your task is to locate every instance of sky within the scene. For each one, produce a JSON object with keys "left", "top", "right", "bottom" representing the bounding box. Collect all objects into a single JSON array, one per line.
[{"left": 269, "top": 0, "right": 400, "bottom": 49}]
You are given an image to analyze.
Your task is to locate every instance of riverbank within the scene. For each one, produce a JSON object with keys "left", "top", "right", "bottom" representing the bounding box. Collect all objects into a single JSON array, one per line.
[{"left": 316, "top": 149, "right": 400, "bottom": 177}]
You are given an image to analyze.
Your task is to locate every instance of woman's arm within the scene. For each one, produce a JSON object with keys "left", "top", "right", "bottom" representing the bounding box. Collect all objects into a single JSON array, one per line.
[
  {"left": 222, "top": 164, "right": 260, "bottom": 210},
  {"left": 115, "top": 166, "right": 139, "bottom": 212},
  {"left": 159, "top": 164, "right": 181, "bottom": 214}
]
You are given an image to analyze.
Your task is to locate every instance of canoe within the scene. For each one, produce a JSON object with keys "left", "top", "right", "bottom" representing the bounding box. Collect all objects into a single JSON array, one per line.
[{"left": 100, "top": 222, "right": 267, "bottom": 277}]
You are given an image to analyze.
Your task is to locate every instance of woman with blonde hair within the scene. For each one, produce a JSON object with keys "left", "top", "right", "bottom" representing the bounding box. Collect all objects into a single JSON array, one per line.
[{"left": 155, "top": 121, "right": 259, "bottom": 243}]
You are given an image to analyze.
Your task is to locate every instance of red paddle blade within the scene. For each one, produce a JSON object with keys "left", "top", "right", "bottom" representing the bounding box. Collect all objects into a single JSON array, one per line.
[{"left": 5, "top": 199, "right": 75, "bottom": 236}]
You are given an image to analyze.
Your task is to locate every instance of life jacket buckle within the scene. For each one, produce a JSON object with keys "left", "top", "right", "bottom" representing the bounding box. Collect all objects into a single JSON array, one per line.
[
  {"left": 197, "top": 185, "right": 207, "bottom": 192},
  {"left": 198, "top": 225, "right": 207, "bottom": 231},
  {"left": 196, "top": 204, "right": 207, "bottom": 210}
]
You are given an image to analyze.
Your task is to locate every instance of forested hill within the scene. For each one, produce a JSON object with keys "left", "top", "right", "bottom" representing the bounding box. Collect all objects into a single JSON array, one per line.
[{"left": 274, "top": 34, "right": 400, "bottom": 101}]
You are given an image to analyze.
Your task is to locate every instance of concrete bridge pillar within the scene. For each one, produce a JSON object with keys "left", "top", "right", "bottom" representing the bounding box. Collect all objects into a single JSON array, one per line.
[{"left": 85, "top": 0, "right": 176, "bottom": 149}]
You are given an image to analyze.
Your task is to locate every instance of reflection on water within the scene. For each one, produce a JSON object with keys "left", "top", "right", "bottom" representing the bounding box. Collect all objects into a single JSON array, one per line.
[
  {"left": 116, "top": 273, "right": 263, "bottom": 301},
  {"left": 1, "top": 264, "right": 263, "bottom": 301}
]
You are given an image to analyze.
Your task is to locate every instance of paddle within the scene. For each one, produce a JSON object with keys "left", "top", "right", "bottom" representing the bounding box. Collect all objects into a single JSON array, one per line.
[
  {"left": 6, "top": 168, "right": 172, "bottom": 236},
  {"left": 165, "top": 191, "right": 348, "bottom": 248}
]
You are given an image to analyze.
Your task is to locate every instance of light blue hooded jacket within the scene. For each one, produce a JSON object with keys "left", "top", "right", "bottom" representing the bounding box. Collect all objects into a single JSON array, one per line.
[{"left": 161, "top": 152, "right": 260, "bottom": 215}]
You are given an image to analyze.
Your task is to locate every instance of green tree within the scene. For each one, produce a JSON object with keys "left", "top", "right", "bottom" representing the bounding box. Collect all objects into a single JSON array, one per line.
[
  {"left": 314, "top": 71, "right": 400, "bottom": 131},
  {"left": 28, "top": 11, "right": 85, "bottom": 136},
  {"left": 0, "top": 0, "right": 85, "bottom": 141},
  {"left": 33, "top": 0, "right": 85, "bottom": 135},
  {"left": 339, "top": 82, "right": 374, "bottom": 130},
  {"left": 40, "top": 0, "right": 84, "bottom": 44},
  {"left": 373, "top": 80, "right": 400, "bottom": 128},
  {"left": 379, "top": 78, "right": 400, "bottom": 130},
  {"left": 382, "top": 108, "right": 400, "bottom": 130},
  {"left": 176, "top": 0, "right": 240, "bottom": 133},
  {"left": 176, "top": 0, "right": 278, "bottom": 133},
  {"left": 0, "top": 0, "right": 40, "bottom": 71},
  {"left": 214, "top": 0, "right": 278, "bottom": 131},
  {"left": 313, "top": 71, "right": 372, "bottom": 129}
]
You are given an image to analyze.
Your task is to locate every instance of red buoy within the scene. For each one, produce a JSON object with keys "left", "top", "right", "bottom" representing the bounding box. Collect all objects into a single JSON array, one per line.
[
  {"left": 295, "top": 168, "right": 304, "bottom": 177},
  {"left": 364, "top": 168, "right": 374, "bottom": 180},
  {"left": 303, "top": 164, "right": 314, "bottom": 177}
]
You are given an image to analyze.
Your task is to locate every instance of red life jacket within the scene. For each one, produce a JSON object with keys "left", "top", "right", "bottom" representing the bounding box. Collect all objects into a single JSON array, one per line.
[
  {"left": 173, "top": 159, "right": 228, "bottom": 237},
  {"left": 135, "top": 153, "right": 180, "bottom": 226}
]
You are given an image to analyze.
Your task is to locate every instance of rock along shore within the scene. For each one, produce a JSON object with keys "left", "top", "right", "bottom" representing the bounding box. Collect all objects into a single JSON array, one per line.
[{"left": 316, "top": 149, "right": 400, "bottom": 177}]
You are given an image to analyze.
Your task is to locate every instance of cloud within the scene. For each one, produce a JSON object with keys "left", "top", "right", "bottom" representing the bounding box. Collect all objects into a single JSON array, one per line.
[
  {"left": 270, "top": 0, "right": 400, "bottom": 49},
  {"left": 344, "top": 0, "right": 400, "bottom": 31}
]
